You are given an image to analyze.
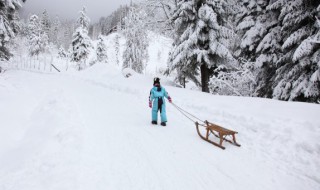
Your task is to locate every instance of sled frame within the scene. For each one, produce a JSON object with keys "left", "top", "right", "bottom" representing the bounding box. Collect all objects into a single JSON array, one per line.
[{"left": 196, "top": 120, "right": 241, "bottom": 150}]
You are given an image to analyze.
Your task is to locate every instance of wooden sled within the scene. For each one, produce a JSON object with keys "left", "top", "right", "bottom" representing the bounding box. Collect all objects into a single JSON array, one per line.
[{"left": 196, "top": 120, "right": 241, "bottom": 150}]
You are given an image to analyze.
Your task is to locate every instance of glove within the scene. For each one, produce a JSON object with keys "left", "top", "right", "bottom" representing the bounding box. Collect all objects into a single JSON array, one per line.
[
  {"left": 168, "top": 96, "right": 172, "bottom": 103},
  {"left": 149, "top": 101, "right": 152, "bottom": 108}
]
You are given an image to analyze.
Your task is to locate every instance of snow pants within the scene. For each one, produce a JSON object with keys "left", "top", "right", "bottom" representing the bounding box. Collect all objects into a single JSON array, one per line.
[{"left": 152, "top": 97, "right": 167, "bottom": 123}]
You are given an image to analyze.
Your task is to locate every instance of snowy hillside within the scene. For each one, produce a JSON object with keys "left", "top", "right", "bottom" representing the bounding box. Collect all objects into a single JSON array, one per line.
[
  {"left": 8, "top": 31, "right": 173, "bottom": 77},
  {"left": 102, "top": 31, "right": 172, "bottom": 75},
  {"left": 0, "top": 63, "right": 319, "bottom": 190}
]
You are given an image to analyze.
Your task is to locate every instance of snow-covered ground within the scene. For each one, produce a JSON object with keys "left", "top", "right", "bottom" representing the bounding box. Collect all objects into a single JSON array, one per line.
[{"left": 0, "top": 63, "right": 319, "bottom": 190}]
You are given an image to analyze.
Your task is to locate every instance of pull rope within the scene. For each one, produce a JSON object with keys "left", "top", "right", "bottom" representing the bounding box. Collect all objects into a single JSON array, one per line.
[{"left": 171, "top": 102, "right": 205, "bottom": 125}]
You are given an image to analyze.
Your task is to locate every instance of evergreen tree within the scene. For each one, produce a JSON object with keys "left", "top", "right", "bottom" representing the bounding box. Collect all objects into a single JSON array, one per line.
[
  {"left": 168, "top": 0, "right": 235, "bottom": 92},
  {"left": 71, "top": 27, "right": 92, "bottom": 70},
  {"left": 98, "top": 5, "right": 130, "bottom": 35},
  {"left": 0, "top": 0, "right": 26, "bottom": 60},
  {"left": 27, "top": 14, "right": 48, "bottom": 57},
  {"left": 71, "top": 8, "right": 92, "bottom": 70},
  {"left": 58, "top": 45, "right": 67, "bottom": 58},
  {"left": 270, "top": 0, "right": 320, "bottom": 102},
  {"left": 61, "top": 20, "right": 73, "bottom": 49},
  {"left": 122, "top": 6, "right": 149, "bottom": 74},
  {"left": 51, "top": 15, "right": 60, "bottom": 45},
  {"left": 96, "top": 35, "right": 107, "bottom": 63},
  {"left": 41, "top": 9, "right": 50, "bottom": 37},
  {"left": 234, "top": 0, "right": 279, "bottom": 97},
  {"left": 77, "top": 6, "right": 90, "bottom": 30},
  {"left": 114, "top": 34, "right": 120, "bottom": 65}
]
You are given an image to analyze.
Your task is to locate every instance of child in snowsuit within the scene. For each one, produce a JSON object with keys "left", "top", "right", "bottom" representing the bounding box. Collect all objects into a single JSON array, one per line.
[{"left": 149, "top": 78, "right": 172, "bottom": 126}]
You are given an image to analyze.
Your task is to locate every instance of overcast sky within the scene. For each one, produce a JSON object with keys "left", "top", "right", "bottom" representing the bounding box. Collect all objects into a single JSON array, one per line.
[{"left": 20, "top": 0, "right": 132, "bottom": 23}]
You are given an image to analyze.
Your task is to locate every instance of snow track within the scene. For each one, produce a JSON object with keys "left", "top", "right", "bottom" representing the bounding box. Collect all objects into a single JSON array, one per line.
[{"left": 0, "top": 66, "right": 319, "bottom": 190}]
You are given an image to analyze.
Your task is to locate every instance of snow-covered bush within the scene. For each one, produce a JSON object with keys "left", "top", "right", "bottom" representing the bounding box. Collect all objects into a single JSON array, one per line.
[
  {"left": 122, "top": 67, "right": 136, "bottom": 78},
  {"left": 210, "top": 61, "right": 256, "bottom": 96}
]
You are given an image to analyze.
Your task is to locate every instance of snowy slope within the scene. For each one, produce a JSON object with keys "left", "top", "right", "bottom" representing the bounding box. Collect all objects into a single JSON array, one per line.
[
  {"left": 8, "top": 31, "right": 172, "bottom": 77},
  {"left": 0, "top": 64, "right": 319, "bottom": 190},
  {"left": 103, "top": 31, "right": 172, "bottom": 75}
]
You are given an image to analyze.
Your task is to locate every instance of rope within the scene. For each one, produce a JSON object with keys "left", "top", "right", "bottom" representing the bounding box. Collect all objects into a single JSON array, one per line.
[{"left": 170, "top": 102, "right": 205, "bottom": 125}]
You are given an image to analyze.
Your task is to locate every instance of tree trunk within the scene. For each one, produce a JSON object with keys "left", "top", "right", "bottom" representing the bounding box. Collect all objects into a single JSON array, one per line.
[{"left": 201, "top": 63, "right": 210, "bottom": 93}]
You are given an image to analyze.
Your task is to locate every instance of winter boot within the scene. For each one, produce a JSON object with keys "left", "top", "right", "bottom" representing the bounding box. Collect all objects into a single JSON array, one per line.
[
  {"left": 161, "top": 122, "right": 166, "bottom": 126},
  {"left": 151, "top": 121, "right": 157, "bottom": 125}
]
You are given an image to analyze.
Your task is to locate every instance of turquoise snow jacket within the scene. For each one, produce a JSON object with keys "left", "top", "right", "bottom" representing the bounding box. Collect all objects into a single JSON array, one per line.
[{"left": 149, "top": 86, "right": 169, "bottom": 122}]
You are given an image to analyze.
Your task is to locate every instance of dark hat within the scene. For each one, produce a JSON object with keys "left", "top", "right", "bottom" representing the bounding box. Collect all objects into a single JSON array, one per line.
[{"left": 153, "top": 77, "right": 160, "bottom": 85}]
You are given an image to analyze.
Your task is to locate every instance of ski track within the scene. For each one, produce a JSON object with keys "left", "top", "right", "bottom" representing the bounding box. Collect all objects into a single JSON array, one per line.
[{"left": 0, "top": 69, "right": 319, "bottom": 190}]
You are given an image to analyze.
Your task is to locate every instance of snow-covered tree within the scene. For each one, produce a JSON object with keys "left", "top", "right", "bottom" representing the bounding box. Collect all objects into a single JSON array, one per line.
[
  {"left": 122, "top": 6, "right": 149, "bottom": 74},
  {"left": 27, "top": 14, "right": 48, "bottom": 57},
  {"left": 61, "top": 20, "right": 73, "bottom": 49},
  {"left": 50, "top": 15, "right": 60, "bottom": 45},
  {"left": 71, "top": 28, "right": 92, "bottom": 70},
  {"left": 96, "top": 35, "right": 107, "bottom": 63},
  {"left": 98, "top": 5, "right": 130, "bottom": 35},
  {"left": 168, "top": 0, "right": 236, "bottom": 92},
  {"left": 143, "top": 0, "right": 177, "bottom": 37},
  {"left": 270, "top": 0, "right": 320, "bottom": 102},
  {"left": 235, "top": 0, "right": 280, "bottom": 97},
  {"left": 114, "top": 34, "right": 120, "bottom": 65},
  {"left": 0, "top": 0, "right": 26, "bottom": 60},
  {"left": 58, "top": 45, "right": 67, "bottom": 58},
  {"left": 41, "top": 9, "right": 50, "bottom": 37},
  {"left": 71, "top": 8, "right": 92, "bottom": 70},
  {"left": 77, "top": 6, "right": 90, "bottom": 30}
]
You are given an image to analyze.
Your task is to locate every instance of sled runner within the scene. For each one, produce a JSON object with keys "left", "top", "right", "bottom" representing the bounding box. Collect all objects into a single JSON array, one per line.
[{"left": 196, "top": 120, "right": 241, "bottom": 150}]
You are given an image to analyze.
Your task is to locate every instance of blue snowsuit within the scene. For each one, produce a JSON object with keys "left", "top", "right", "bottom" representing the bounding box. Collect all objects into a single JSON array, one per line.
[{"left": 149, "top": 86, "right": 169, "bottom": 123}]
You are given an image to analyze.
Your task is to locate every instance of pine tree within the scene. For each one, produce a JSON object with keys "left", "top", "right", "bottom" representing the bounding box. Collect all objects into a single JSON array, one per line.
[
  {"left": 41, "top": 9, "right": 50, "bottom": 37},
  {"left": 61, "top": 21, "right": 72, "bottom": 49},
  {"left": 168, "top": 0, "right": 235, "bottom": 92},
  {"left": 71, "top": 28, "right": 92, "bottom": 70},
  {"left": 77, "top": 6, "right": 90, "bottom": 30},
  {"left": 234, "top": 0, "right": 280, "bottom": 97},
  {"left": 27, "top": 14, "right": 48, "bottom": 57},
  {"left": 58, "top": 45, "right": 67, "bottom": 58},
  {"left": 0, "top": 0, "right": 26, "bottom": 60},
  {"left": 115, "top": 34, "right": 120, "bottom": 65},
  {"left": 71, "top": 7, "right": 92, "bottom": 70},
  {"left": 270, "top": 0, "right": 320, "bottom": 102},
  {"left": 122, "top": 6, "right": 149, "bottom": 74},
  {"left": 51, "top": 15, "right": 60, "bottom": 45},
  {"left": 96, "top": 35, "right": 107, "bottom": 63}
]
